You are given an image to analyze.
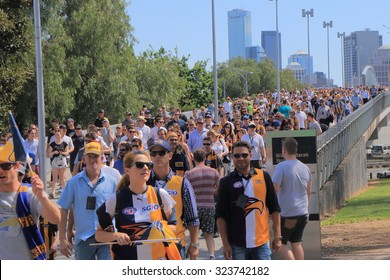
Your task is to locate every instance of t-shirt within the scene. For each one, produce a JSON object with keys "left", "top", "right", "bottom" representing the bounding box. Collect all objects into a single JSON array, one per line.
[
  {"left": 272, "top": 159, "right": 311, "bottom": 217},
  {"left": 0, "top": 189, "right": 42, "bottom": 260}
]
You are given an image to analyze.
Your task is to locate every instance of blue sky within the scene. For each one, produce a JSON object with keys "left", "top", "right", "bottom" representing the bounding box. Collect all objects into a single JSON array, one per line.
[{"left": 127, "top": 0, "right": 390, "bottom": 87}]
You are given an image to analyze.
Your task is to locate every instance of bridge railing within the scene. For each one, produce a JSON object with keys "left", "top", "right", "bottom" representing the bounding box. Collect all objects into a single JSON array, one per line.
[{"left": 317, "top": 91, "right": 390, "bottom": 189}]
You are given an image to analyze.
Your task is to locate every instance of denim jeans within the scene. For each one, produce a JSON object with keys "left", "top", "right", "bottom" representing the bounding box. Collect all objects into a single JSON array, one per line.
[
  {"left": 231, "top": 242, "right": 271, "bottom": 260},
  {"left": 74, "top": 235, "right": 112, "bottom": 260}
]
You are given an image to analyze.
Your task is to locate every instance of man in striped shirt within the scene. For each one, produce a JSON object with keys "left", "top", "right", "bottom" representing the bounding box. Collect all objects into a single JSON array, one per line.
[{"left": 184, "top": 149, "right": 220, "bottom": 260}]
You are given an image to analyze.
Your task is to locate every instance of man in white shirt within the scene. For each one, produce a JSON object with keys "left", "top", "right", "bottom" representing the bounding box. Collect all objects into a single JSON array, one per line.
[
  {"left": 295, "top": 105, "right": 307, "bottom": 130},
  {"left": 240, "top": 122, "right": 266, "bottom": 169},
  {"left": 136, "top": 116, "right": 151, "bottom": 149}
]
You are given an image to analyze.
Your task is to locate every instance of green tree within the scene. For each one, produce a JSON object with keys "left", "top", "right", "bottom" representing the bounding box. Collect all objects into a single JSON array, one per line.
[
  {"left": 0, "top": 0, "right": 34, "bottom": 131},
  {"left": 179, "top": 59, "right": 214, "bottom": 110},
  {"left": 135, "top": 47, "right": 186, "bottom": 113}
]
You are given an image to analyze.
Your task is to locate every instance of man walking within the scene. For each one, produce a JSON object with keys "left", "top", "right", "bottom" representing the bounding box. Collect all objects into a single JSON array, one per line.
[
  {"left": 240, "top": 122, "right": 266, "bottom": 169},
  {"left": 216, "top": 141, "right": 281, "bottom": 260},
  {"left": 184, "top": 149, "right": 220, "bottom": 260},
  {"left": 146, "top": 139, "right": 200, "bottom": 259},
  {"left": 272, "top": 137, "right": 312, "bottom": 260},
  {"left": 58, "top": 142, "right": 117, "bottom": 260}
]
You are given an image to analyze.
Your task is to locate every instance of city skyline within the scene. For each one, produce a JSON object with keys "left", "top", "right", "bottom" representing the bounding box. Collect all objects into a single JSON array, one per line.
[{"left": 127, "top": 0, "right": 390, "bottom": 87}]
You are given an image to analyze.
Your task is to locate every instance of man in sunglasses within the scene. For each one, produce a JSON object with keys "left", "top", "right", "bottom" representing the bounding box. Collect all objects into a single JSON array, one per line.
[
  {"left": 216, "top": 141, "right": 281, "bottom": 260},
  {"left": 241, "top": 122, "right": 266, "bottom": 169},
  {"left": 147, "top": 139, "right": 200, "bottom": 260},
  {"left": 58, "top": 142, "right": 117, "bottom": 260},
  {"left": 0, "top": 141, "right": 60, "bottom": 259}
]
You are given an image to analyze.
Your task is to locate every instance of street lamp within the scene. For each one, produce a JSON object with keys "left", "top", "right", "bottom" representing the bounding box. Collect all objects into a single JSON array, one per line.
[
  {"left": 337, "top": 32, "right": 345, "bottom": 87},
  {"left": 302, "top": 9, "right": 314, "bottom": 91},
  {"left": 211, "top": 0, "right": 218, "bottom": 123},
  {"left": 227, "top": 67, "right": 253, "bottom": 96},
  {"left": 269, "top": 0, "right": 280, "bottom": 103},
  {"left": 323, "top": 21, "right": 333, "bottom": 88}
]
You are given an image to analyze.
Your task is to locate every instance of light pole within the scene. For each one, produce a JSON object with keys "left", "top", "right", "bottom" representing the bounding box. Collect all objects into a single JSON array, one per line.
[
  {"left": 211, "top": 0, "right": 218, "bottom": 123},
  {"left": 269, "top": 0, "right": 280, "bottom": 103},
  {"left": 323, "top": 21, "right": 333, "bottom": 88},
  {"left": 227, "top": 67, "right": 253, "bottom": 96},
  {"left": 337, "top": 32, "right": 345, "bottom": 87},
  {"left": 302, "top": 9, "right": 314, "bottom": 91}
]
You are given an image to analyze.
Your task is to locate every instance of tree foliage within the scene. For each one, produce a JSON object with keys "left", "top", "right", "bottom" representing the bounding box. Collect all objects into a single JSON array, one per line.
[{"left": 0, "top": 0, "right": 34, "bottom": 131}]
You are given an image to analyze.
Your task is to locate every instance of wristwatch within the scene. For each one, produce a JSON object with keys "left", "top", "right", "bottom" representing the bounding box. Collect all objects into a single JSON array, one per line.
[{"left": 190, "top": 242, "right": 200, "bottom": 248}]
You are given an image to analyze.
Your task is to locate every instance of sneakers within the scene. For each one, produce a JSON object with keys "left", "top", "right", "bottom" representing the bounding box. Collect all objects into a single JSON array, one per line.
[{"left": 209, "top": 255, "right": 215, "bottom": 260}]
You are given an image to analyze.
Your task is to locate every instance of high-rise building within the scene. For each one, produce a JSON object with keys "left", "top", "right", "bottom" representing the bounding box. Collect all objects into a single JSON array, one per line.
[
  {"left": 228, "top": 9, "right": 252, "bottom": 59},
  {"left": 286, "top": 62, "right": 306, "bottom": 82},
  {"left": 343, "top": 29, "right": 382, "bottom": 87},
  {"left": 261, "top": 31, "right": 282, "bottom": 70},
  {"left": 246, "top": 46, "right": 267, "bottom": 63},
  {"left": 370, "top": 45, "right": 390, "bottom": 86},
  {"left": 287, "top": 51, "right": 313, "bottom": 76}
]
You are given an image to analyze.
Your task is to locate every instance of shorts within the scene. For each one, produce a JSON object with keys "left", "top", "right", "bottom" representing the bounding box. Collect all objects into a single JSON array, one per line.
[
  {"left": 197, "top": 208, "right": 215, "bottom": 234},
  {"left": 281, "top": 214, "right": 309, "bottom": 245}
]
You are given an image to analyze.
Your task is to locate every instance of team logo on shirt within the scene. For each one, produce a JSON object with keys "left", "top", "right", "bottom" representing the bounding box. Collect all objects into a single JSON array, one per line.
[
  {"left": 122, "top": 207, "right": 137, "bottom": 215},
  {"left": 141, "top": 204, "right": 160, "bottom": 212},
  {"left": 166, "top": 189, "right": 178, "bottom": 196},
  {"left": 233, "top": 181, "right": 243, "bottom": 189},
  {"left": 244, "top": 197, "right": 265, "bottom": 217}
]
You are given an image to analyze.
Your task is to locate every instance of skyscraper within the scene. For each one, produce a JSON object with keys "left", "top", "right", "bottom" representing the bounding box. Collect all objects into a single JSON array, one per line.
[
  {"left": 343, "top": 29, "right": 382, "bottom": 87},
  {"left": 370, "top": 45, "right": 390, "bottom": 86},
  {"left": 228, "top": 9, "right": 252, "bottom": 60},
  {"left": 288, "top": 51, "right": 313, "bottom": 75},
  {"left": 261, "top": 31, "right": 282, "bottom": 70}
]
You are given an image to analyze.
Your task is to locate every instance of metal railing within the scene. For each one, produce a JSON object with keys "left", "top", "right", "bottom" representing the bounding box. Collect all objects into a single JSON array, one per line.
[{"left": 317, "top": 91, "right": 390, "bottom": 188}]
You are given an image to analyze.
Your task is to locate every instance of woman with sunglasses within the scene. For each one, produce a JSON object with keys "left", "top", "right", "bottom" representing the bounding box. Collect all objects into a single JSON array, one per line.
[{"left": 95, "top": 151, "right": 178, "bottom": 260}]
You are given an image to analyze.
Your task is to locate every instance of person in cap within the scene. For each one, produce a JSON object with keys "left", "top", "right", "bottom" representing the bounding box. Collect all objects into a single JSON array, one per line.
[
  {"left": 0, "top": 140, "right": 60, "bottom": 259},
  {"left": 144, "top": 110, "right": 154, "bottom": 128},
  {"left": 57, "top": 141, "right": 117, "bottom": 260},
  {"left": 240, "top": 122, "right": 266, "bottom": 169},
  {"left": 94, "top": 109, "right": 105, "bottom": 131},
  {"left": 136, "top": 115, "right": 151, "bottom": 149},
  {"left": 121, "top": 111, "right": 133, "bottom": 128},
  {"left": 101, "top": 119, "right": 115, "bottom": 166},
  {"left": 70, "top": 124, "right": 84, "bottom": 173},
  {"left": 146, "top": 138, "right": 200, "bottom": 259}
]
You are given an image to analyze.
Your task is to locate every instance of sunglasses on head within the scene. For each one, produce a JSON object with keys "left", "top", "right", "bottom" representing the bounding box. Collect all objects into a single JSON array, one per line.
[
  {"left": 132, "top": 161, "right": 153, "bottom": 170},
  {"left": 150, "top": 150, "right": 168, "bottom": 157},
  {"left": 233, "top": 153, "right": 249, "bottom": 159},
  {"left": 0, "top": 163, "right": 15, "bottom": 171}
]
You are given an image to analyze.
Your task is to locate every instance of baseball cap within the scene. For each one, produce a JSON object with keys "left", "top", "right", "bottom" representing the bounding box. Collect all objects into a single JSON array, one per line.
[
  {"left": 103, "top": 118, "right": 109, "bottom": 123},
  {"left": 248, "top": 122, "right": 256, "bottom": 128},
  {"left": 137, "top": 116, "right": 146, "bottom": 121},
  {"left": 59, "top": 124, "right": 67, "bottom": 129},
  {"left": 242, "top": 115, "right": 249, "bottom": 120},
  {"left": 75, "top": 124, "right": 82, "bottom": 129},
  {"left": 145, "top": 110, "right": 151, "bottom": 114},
  {"left": 99, "top": 109, "right": 105, "bottom": 114},
  {"left": 147, "top": 139, "right": 172, "bottom": 152},
  {"left": 84, "top": 141, "right": 102, "bottom": 156}
]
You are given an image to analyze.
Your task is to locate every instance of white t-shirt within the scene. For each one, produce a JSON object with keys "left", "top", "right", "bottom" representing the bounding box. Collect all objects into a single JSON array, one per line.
[{"left": 241, "top": 133, "right": 265, "bottom": 160}]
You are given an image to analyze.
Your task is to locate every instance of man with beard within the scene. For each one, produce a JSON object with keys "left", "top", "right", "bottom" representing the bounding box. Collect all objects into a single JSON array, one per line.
[{"left": 216, "top": 141, "right": 281, "bottom": 260}]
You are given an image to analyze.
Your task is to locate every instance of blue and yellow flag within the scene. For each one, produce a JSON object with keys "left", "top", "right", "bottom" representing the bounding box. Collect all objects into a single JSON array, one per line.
[{"left": 0, "top": 112, "right": 29, "bottom": 163}]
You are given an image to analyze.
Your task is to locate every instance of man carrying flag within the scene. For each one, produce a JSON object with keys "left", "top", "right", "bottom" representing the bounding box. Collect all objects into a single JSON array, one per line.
[{"left": 0, "top": 113, "right": 60, "bottom": 259}]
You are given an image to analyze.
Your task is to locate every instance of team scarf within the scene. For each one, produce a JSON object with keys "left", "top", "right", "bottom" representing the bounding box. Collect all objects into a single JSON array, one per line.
[{"left": 15, "top": 185, "right": 47, "bottom": 260}]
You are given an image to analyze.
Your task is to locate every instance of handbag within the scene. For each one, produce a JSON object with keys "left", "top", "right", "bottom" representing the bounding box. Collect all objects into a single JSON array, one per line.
[{"left": 222, "top": 154, "right": 231, "bottom": 163}]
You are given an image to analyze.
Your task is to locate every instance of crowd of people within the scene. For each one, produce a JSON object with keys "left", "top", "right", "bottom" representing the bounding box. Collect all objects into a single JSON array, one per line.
[{"left": 0, "top": 85, "right": 385, "bottom": 260}]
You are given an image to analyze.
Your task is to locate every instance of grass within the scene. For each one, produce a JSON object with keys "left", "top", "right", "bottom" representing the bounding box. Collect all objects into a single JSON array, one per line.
[{"left": 322, "top": 179, "right": 390, "bottom": 226}]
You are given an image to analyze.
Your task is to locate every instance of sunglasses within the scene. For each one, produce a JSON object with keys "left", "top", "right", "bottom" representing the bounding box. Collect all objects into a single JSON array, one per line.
[
  {"left": 128, "top": 131, "right": 136, "bottom": 133},
  {"left": 233, "top": 153, "right": 250, "bottom": 159},
  {"left": 150, "top": 150, "right": 169, "bottom": 157},
  {"left": 120, "top": 148, "right": 129, "bottom": 152},
  {"left": 203, "top": 143, "right": 211, "bottom": 146},
  {"left": 0, "top": 163, "right": 14, "bottom": 171},
  {"left": 197, "top": 122, "right": 204, "bottom": 125},
  {"left": 188, "top": 124, "right": 195, "bottom": 126},
  {"left": 132, "top": 161, "right": 153, "bottom": 170},
  {"left": 132, "top": 145, "right": 139, "bottom": 148}
]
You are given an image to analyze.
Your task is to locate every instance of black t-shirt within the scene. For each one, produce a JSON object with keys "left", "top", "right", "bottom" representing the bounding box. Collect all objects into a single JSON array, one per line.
[{"left": 49, "top": 141, "right": 68, "bottom": 158}]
